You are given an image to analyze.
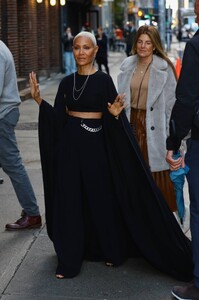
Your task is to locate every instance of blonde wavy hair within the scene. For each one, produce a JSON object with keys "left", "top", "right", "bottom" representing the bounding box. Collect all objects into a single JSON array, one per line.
[{"left": 131, "top": 25, "right": 177, "bottom": 80}]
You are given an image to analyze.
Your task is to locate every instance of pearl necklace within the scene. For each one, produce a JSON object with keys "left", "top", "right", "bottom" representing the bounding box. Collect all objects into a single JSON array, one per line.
[{"left": 73, "top": 65, "right": 94, "bottom": 101}]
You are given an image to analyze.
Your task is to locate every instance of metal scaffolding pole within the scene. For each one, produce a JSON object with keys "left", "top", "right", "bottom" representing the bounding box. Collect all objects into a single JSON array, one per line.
[{"left": 158, "top": 0, "right": 166, "bottom": 49}]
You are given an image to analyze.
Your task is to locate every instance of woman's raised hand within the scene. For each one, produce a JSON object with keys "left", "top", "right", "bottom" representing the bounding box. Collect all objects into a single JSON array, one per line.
[
  {"left": 107, "top": 94, "right": 126, "bottom": 118},
  {"left": 29, "top": 71, "right": 42, "bottom": 105}
]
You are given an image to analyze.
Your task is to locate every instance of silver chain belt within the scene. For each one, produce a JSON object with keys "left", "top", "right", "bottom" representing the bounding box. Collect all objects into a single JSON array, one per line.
[{"left": 80, "top": 120, "right": 102, "bottom": 133}]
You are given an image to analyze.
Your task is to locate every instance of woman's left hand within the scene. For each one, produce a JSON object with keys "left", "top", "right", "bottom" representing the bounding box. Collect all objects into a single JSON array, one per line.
[{"left": 107, "top": 94, "right": 126, "bottom": 117}]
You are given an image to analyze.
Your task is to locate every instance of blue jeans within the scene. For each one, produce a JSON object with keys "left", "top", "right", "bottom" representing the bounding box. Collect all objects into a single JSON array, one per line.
[
  {"left": 64, "top": 51, "right": 76, "bottom": 75},
  {"left": 185, "top": 139, "right": 199, "bottom": 288},
  {"left": 0, "top": 108, "right": 40, "bottom": 216}
]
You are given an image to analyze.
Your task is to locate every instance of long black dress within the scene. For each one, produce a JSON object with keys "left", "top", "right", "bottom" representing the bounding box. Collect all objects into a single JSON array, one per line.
[{"left": 38, "top": 70, "right": 193, "bottom": 280}]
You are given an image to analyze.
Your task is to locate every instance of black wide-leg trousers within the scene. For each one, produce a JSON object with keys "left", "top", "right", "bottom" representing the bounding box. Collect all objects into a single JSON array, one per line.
[{"left": 52, "top": 116, "right": 128, "bottom": 277}]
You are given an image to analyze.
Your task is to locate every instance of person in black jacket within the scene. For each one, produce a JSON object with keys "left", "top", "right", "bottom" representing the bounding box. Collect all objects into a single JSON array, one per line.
[
  {"left": 166, "top": 1, "right": 199, "bottom": 299},
  {"left": 95, "top": 27, "right": 109, "bottom": 74},
  {"left": 123, "top": 21, "right": 137, "bottom": 57}
]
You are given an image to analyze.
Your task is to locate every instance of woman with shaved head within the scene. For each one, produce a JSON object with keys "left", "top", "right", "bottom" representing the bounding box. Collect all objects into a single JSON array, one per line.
[{"left": 29, "top": 31, "right": 193, "bottom": 282}]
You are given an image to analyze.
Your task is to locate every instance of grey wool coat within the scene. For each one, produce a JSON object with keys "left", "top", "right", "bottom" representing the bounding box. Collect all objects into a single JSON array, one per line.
[{"left": 117, "top": 54, "right": 177, "bottom": 172}]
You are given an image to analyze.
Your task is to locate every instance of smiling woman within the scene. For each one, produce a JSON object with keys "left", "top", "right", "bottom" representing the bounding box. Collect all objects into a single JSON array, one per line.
[
  {"left": 71, "top": 32, "right": 98, "bottom": 100},
  {"left": 29, "top": 31, "right": 193, "bottom": 283},
  {"left": 118, "top": 25, "right": 178, "bottom": 212}
]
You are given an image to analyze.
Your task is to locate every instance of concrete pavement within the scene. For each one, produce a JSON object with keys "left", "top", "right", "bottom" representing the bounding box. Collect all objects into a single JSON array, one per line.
[{"left": 0, "top": 43, "right": 190, "bottom": 300}]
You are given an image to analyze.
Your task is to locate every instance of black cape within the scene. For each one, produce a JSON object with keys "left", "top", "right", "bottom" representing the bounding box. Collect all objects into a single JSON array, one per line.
[{"left": 38, "top": 100, "right": 193, "bottom": 281}]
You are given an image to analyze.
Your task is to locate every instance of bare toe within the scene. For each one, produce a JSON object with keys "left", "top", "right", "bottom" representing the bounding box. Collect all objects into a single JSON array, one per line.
[
  {"left": 56, "top": 274, "right": 65, "bottom": 279},
  {"left": 105, "top": 262, "right": 114, "bottom": 267}
]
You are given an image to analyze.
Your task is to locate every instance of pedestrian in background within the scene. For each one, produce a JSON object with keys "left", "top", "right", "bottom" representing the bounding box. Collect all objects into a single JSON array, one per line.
[
  {"left": 108, "top": 29, "right": 116, "bottom": 52},
  {"left": 0, "top": 40, "right": 41, "bottom": 230},
  {"left": 118, "top": 25, "right": 177, "bottom": 212},
  {"left": 166, "top": 0, "right": 199, "bottom": 298},
  {"left": 62, "top": 27, "right": 76, "bottom": 76},
  {"left": 114, "top": 26, "right": 124, "bottom": 52},
  {"left": 123, "top": 21, "right": 137, "bottom": 57},
  {"left": 95, "top": 27, "right": 110, "bottom": 74},
  {"left": 29, "top": 31, "right": 193, "bottom": 282}
]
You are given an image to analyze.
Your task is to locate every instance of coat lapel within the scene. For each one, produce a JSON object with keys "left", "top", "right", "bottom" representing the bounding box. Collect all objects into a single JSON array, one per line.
[
  {"left": 147, "top": 56, "right": 168, "bottom": 108},
  {"left": 119, "top": 55, "right": 169, "bottom": 109}
]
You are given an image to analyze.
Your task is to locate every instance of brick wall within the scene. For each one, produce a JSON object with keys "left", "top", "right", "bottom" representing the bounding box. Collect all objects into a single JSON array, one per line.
[
  {"left": 7, "top": 0, "right": 19, "bottom": 75},
  {"left": 37, "top": 0, "right": 50, "bottom": 76},
  {"left": 0, "top": 0, "right": 91, "bottom": 79},
  {"left": 0, "top": 0, "right": 61, "bottom": 78},
  {"left": 49, "top": 4, "right": 61, "bottom": 73},
  {"left": 18, "top": 0, "right": 39, "bottom": 78},
  {"left": 0, "top": 0, "right": 7, "bottom": 43}
]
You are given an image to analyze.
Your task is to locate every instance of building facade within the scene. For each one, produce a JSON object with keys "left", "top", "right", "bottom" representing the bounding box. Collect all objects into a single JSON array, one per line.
[{"left": 0, "top": 0, "right": 95, "bottom": 80}]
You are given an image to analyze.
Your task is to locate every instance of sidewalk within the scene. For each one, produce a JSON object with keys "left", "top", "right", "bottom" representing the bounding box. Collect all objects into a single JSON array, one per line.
[
  {"left": 166, "top": 36, "right": 186, "bottom": 64},
  {"left": 0, "top": 46, "right": 189, "bottom": 300}
]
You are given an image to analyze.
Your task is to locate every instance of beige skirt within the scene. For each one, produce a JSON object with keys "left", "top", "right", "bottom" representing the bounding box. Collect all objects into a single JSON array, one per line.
[{"left": 130, "top": 108, "right": 177, "bottom": 212}]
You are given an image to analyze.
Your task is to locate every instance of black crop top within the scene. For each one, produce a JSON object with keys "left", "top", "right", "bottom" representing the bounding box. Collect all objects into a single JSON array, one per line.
[{"left": 54, "top": 70, "right": 118, "bottom": 113}]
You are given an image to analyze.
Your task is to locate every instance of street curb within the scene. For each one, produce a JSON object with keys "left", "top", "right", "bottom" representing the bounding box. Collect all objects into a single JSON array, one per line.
[{"left": 0, "top": 226, "right": 44, "bottom": 295}]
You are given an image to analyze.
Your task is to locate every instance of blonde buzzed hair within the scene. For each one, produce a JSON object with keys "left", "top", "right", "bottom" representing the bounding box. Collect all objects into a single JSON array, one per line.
[{"left": 73, "top": 31, "right": 97, "bottom": 46}]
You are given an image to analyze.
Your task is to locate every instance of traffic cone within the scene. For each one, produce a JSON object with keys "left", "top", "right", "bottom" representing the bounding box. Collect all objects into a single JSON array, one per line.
[{"left": 175, "top": 57, "right": 181, "bottom": 79}]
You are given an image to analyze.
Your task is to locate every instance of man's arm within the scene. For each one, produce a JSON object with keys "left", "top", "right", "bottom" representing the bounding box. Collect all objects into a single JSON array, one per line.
[
  {"left": 167, "top": 38, "right": 199, "bottom": 151},
  {"left": 0, "top": 55, "right": 6, "bottom": 97}
]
